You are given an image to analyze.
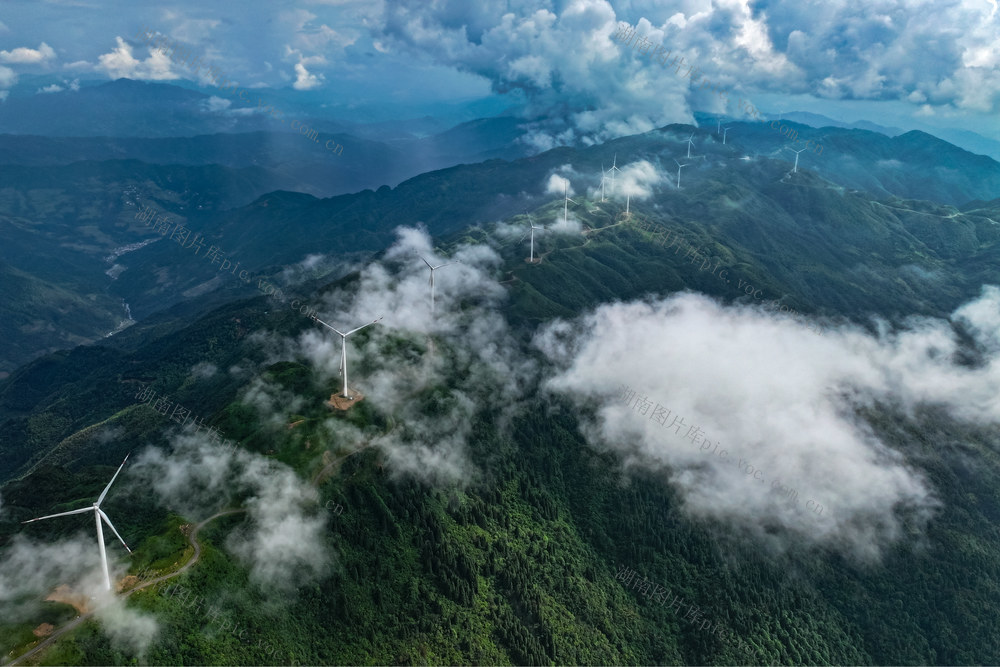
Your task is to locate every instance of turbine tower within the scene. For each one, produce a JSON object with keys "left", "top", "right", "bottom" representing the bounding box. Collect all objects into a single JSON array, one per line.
[
  {"left": 22, "top": 455, "right": 132, "bottom": 592},
  {"left": 563, "top": 181, "right": 577, "bottom": 225},
  {"left": 717, "top": 119, "right": 721, "bottom": 134},
  {"left": 528, "top": 223, "right": 544, "bottom": 262},
  {"left": 608, "top": 154, "right": 622, "bottom": 197},
  {"left": 674, "top": 158, "right": 690, "bottom": 189},
  {"left": 685, "top": 132, "right": 695, "bottom": 158},
  {"left": 419, "top": 256, "right": 457, "bottom": 315},
  {"left": 786, "top": 146, "right": 807, "bottom": 173},
  {"left": 723, "top": 126, "right": 731, "bottom": 145},
  {"left": 311, "top": 315, "right": 383, "bottom": 399}
]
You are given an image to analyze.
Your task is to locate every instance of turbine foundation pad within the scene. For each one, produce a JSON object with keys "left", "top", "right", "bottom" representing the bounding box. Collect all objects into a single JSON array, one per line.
[{"left": 327, "top": 391, "right": 364, "bottom": 411}]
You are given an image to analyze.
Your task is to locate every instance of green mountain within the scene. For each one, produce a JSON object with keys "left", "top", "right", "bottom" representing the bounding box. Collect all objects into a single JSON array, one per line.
[{"left": 1, "top": 141, "right": 999, "bottom": 664}]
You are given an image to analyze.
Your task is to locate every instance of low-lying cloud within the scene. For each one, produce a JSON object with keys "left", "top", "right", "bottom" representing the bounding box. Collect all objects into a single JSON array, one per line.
[{"left": 535, "top": 287, "right": 1000, "bottom": 560}]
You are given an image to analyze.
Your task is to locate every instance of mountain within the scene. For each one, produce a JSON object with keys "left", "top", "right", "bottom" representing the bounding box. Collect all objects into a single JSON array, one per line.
[
  {"left": 752, "top": 109, "right": 1000, "bottom": 162},
  {"left": 2, "top": 121, "right": 999, "bottom": 376},
  {"left": 1, "top": 159, "right": 999, "bottom": 662}
]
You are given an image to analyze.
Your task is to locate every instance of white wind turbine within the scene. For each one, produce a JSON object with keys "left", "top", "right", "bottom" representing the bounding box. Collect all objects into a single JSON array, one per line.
[
  {"left": 786, "top": 146, "right": 807, "bottom": 173},
  {"left": 674, "top": 158, "right": 690, "bottom": 189},
  {"left": 521, "top": 217, "right": 544, "bottom": 263},
  {"left": 563, "top": 181, "right": 577, "bottom": 225},
  {"left": 22, "top": 455, "right": 132, "bottom": 592},
  {"left": 723, "top": 126, "right": 731, "bottom": 145},
  {"left": 419, "top": 255, "right": 457, "bottom": 315},
  {"left": 685, "top": 132, "right": 695, "bottom": 158},
  {"left": 311, "top": 315, "right": 383, "bottom": 399},
  {"left": 608, "top": 154, "right": 622, "bottom": 197}
]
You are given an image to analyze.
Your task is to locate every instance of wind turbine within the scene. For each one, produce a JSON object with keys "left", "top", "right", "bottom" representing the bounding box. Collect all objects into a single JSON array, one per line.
[
  {"left": 310, "top": 315, "right": 383, "bottom": 399},
  {"left": 723, "top": 126, "right": 731, "bottom": 145},
  {"left": 419, "top": 255, "right": 457, "bottom": 315},
  {"left": 529, "top": 223, "right": 544, "bottom": 262},
  {"left": 520, "top": 218, "right": 544, "bottom": 263},
  {"left": 674, "top": 158, "right": 690, "bottom": 189},
  {"left": 685, "top": 132, "right": 695, "bottom": 158},
  {"left": 608, "top": 154, "right": 622, "bottom": 197},
  {"left": 786, "top": 146, "right": 807, "bottom": 173},
  {"left": 717, "top": 119, "right": 721, "bottom": 134},
  {"left": 563, "top": 181, "right": 577, "bottom": 225},
  {"left": 22, "top": 455, "right": 132, "bottom": 592}
]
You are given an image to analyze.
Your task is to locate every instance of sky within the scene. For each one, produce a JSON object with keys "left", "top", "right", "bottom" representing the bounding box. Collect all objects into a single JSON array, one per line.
[{"left": 1, "top": 0, "right": 999, "bottom": 143}]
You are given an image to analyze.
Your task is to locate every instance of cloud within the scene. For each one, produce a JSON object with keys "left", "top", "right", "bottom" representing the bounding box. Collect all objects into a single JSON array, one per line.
[
  {"left": 97, "top": 36, "right": 179, "bottom": 81},
  {"left": 545, "top": 172, "right": 573, "bottom": 196},
  {"left": 0, "top": 534, "right": 160, "bottom": 656},
  {"left": 202, "top": 95, "right": 232, "bottom": 112},
  {"left": 0, "top": 42, "right": 55, "bottom": 64},
  {"left": 37, "top": 83, "right": 63, "bottom": 93},
  {"left": 373, "top": 0, "right": 1000, "bottom": 147},
  {"left": 293, "top": 61, "right": 324, "bottom": 90},
  {"left": 191, "top": 361, "right": 218, "bottom": 380},
  {"left": 130, "top": 430, "right": 331, "bottom": 594},
  {"left": 162, "top": 13, "right": 222, "bottom": 43},
  {"left": 247, "top": 227, "right": 535, "bottom": 485},
  {"left": 0, "top": 65, "right": 17, "bottom": 88},
  {"left": 535, "top": 286, "right": 1000, "bottom": 561},
  {"left": 616, "top": 159, "right": 664, "bottom": 197}
]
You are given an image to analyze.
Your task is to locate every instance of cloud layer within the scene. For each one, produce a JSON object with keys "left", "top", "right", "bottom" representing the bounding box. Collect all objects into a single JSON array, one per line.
[
  {"left": 375, "top": 0, "right": 1000, "bottom": 146},
  {"left": 535, "top": 286, "right": 1000, "bottom": 560}
]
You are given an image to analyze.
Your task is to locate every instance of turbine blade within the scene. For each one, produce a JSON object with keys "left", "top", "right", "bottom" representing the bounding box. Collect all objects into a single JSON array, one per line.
[
  {"left": 311, "top": 316, "right": 347, "bottom": 337},
  {"left": 419, "top": 255, "right": 433, "bottom": 269},
  {"left": 99, "top": 509, "right": 131, "bottom": 553},
  {"left": 345, "top": 315, "right": 384, "bottom": 337},
  {"left": 96, "top": 454, "right": 129, "bottom": 506},
  {"left": 22, "top": 506, "right": 93, "bottom": 524}
]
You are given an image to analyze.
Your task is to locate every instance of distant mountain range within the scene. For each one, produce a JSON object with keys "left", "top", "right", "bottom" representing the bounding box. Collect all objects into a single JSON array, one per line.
[
  {"left": 745, "top": 109, "right": 1000, "bottom": 163},
  {"left": 2, "top": 82, "right": 1000, "bottom": 378}
]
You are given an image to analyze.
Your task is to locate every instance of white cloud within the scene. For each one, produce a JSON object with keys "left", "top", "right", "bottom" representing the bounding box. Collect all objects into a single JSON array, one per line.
[
  {"left": 535, "top": 286, "right": 1000, "bottom": 561},
  {"left": 97, "top": 36, "right": 179, "bottom": 81},
  {"left": 372, "top": 0, "right": 1000, "bottom": 147},
  {"left": 616, "top": 159, "right": 664, "bottom": 198},
  {"left": 202, "top": 95, "right": 232, "bottom": 112},
  {"left": 0, "top": 42, "right": 55, "bottom": 64},
  {"left": 0, "top": 65, "right": 17, "bottom": 88},
  {"left": 545, "top": 172, "right": 573, "bottom": 196},
  {"left": 292, "top": 61, "right": 324, "bottom": 90},
  {"left": 37, "top": 83, "right": 63, "bottom": 93},
  {"left": 132, "top": 429, "right": 331, "bottom": 594}
]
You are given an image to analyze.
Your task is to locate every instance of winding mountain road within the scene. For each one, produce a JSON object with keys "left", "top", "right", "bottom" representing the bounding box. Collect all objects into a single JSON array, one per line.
[{"left": 7, "top": 508, "right": 246, "bottom": 666}]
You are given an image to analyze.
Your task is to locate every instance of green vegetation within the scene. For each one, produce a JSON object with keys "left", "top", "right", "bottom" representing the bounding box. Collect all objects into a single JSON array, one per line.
[{"left": 2, "top": 169, "right": 1000, "bottom": 663}]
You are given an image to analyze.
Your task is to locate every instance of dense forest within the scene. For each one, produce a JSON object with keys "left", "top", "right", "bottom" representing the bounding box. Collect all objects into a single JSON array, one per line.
[{"left": 2, "top": 182, "right": 1000, "bottom": 665}]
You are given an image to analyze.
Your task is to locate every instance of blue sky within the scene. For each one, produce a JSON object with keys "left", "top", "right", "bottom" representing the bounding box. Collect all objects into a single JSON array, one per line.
[{"left": 1, "top": 0, "right": 999, "bottom": 145}]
